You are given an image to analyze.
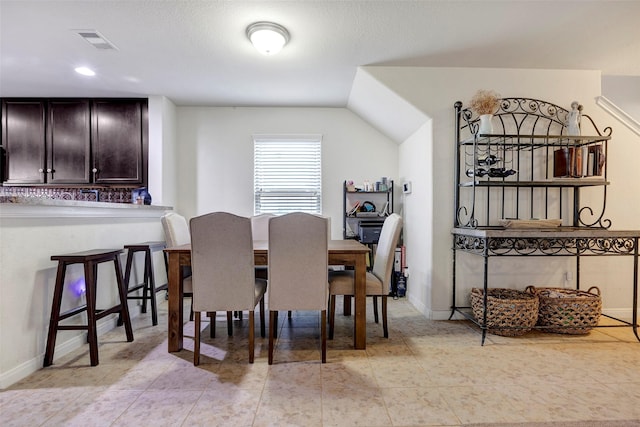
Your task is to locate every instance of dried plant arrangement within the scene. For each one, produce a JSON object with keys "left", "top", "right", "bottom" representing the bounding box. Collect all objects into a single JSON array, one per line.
[{"left": 469, "top": 89, "right": 501, "bottom": 115}]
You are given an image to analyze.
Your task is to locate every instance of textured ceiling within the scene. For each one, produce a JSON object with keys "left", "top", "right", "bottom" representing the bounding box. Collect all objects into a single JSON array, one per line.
[{"left": 1, "top": 0, "right": 639, "bottom": 107}]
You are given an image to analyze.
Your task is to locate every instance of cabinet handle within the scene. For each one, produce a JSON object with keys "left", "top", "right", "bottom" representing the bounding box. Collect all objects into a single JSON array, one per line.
[
  {"left": 92, "top": 168, "right": 98, "bottom": 173},
  {"left": 38, "top": 168, "right": 44, "bottom": 173},
  {"left": 46, "top": 168, "right": 53, "bottom": 173}
]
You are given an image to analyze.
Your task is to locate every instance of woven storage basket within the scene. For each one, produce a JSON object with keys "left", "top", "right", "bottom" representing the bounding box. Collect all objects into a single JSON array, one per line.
[
  {"left": 527, "top": 286, "right": 602, "bottom": 334},
  {"left": 470, "top": 288, "right": 539, "bottom": 336}
]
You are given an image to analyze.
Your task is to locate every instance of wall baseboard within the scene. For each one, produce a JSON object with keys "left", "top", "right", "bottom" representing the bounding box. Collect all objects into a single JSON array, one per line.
[
  {"left": 406, "top": 293, "right": 431, "bottom": 319},
  {"left": 601, "top": 308, "right": 638, "bottom": 324},
  {"left": 0, "top": 356, "right": 43, "bottom": 390},
  {"left": 0, "top": 302, "right": 150, "bottom": 390}
]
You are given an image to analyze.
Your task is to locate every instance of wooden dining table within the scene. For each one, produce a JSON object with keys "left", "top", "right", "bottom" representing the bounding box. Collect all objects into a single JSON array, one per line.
[{"left": 164, "top": 239, "right": 371, "bottom": 351}]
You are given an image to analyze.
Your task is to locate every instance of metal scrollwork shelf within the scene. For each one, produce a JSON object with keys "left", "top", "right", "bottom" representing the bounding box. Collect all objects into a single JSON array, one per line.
[{"left": 450, "top": 98, "right": 639, "bottom": 344}]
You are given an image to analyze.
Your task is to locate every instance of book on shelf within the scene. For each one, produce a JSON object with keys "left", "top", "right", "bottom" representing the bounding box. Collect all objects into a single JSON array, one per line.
[
  {"left": 347, "top": 200, "right": 361, "bottom": 216},
  {"left": 574, "top": 147, "right": 584, "bottom": 177},
  {"left": 553, "top": 147, "right": 574, "bottom": 177},
  {"left": 554, "top": 146, "right": 594, "bottom": 178},
  {"left": 588, "top": 144, "right": 605, "bottom": 176}
]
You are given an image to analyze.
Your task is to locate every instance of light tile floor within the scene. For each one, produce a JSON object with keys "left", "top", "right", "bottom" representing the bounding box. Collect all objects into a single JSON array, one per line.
[{"left": 2, "top": 297, "right": 640, "bottom": 427}]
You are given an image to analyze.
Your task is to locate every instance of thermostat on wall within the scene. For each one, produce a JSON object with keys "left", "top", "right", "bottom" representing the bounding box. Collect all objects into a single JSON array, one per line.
[{"left": 402, "top": 181, "right": 412, "bottom": 194}]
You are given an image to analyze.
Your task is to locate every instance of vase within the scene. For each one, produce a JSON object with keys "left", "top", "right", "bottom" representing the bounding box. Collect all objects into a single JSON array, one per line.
[
  {"left": 478, "top": 114, "right": 493, "bottom": 135},
  {"left": 132, "top": 187, "right": 152, "bottom": 205}
]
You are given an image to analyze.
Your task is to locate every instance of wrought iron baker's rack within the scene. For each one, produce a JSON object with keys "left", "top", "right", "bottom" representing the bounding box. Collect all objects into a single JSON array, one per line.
[{"left": 450, "top": 97, "right": 639, "bottom": 344}]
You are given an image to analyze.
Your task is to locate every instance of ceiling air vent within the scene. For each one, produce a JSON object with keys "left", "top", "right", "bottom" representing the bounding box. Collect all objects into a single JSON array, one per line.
[{"left": 74, "top": 30, "right": 118, "bottom": 50}]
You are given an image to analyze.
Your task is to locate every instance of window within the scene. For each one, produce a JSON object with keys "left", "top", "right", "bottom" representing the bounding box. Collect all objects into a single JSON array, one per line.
[{"left": 254, "top": 135, "right": 322, "bottom": 214}]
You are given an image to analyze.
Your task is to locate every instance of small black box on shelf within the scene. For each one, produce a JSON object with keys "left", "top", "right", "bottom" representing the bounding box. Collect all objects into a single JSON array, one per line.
[{"left": 358, "top": 222, "right": 383, "bottom": 243}]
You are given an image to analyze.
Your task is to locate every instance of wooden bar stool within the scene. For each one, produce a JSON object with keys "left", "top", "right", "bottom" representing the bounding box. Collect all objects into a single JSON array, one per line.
[
  {"left": 44, "top": 249, "right": 134, "bottom": 367},
  {"left": 119, "top": 241, "right": 167, "bottom": 326}
]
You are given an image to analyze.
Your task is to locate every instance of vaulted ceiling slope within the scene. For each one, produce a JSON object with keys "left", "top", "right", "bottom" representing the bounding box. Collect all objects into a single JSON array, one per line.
[{"left": 1, "top": 1, "right": 639, "bottom": 107}]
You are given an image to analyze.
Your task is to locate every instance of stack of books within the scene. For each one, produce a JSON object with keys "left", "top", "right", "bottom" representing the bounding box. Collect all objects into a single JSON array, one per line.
[{"left": 553, "top": 145, "right": 604, "bottom": 178}]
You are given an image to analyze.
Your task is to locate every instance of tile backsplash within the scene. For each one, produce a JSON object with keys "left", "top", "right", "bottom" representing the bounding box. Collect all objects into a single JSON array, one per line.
[{"left": 0, "top": 187, "right": 136, "bottom": 203}]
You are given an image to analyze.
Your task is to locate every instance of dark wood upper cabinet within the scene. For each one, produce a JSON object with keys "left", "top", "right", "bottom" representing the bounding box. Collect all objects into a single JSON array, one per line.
[
  {"left": 1, "top": 98, "right": 148, "bottom": 186},
  {"left": 47, "top": 100, "right": 91, "bottom": 184},
  {"left": 92, "top": 99, "right": 148, "bottom": 185},
  {"left": 2, "top": 100, "right": 46, "bottom": 184}
]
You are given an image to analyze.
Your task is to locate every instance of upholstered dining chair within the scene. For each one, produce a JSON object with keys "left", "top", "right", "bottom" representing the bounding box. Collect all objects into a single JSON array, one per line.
[
  {"left": 161, "top": 212, "right": 195, "bottom": 321},
  {"left": 189, "top": 212, "right": 267, "bottom": 365},
  {"left": 267, "top": 212, "right": 329, "bottom": 364},
  {"left": 328, "top": 213, "right": 403, "bottom": 339},
  {"left": 252, "top": 213, "right": 303, "bottom": 322}
]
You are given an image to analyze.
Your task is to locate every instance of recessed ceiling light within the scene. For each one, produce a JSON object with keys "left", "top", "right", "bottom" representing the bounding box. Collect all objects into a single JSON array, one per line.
[
  {"left": 75, "top": 67, "right": 96, "bottom": 76},
  {"left": 246, "top": 22, "right": 290, "bottom": 55}
]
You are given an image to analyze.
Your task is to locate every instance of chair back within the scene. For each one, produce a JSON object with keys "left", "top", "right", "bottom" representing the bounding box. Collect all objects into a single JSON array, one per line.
[
  {"left": 371, "top": 213, "right": 403, "bottom": 286},
  {"left": 268, "top": 212, "right": 328, "bottom": 311},
  {"left": 318, "top": 214, "right": 332, "bottom": 240},
  {"left": 189, "top": 212, "right": 256, "bottom": 312},
  {"left": 251, "top": 213, "right": 275, "bottom": 241},
  {"left": 161, "top": 212, "right": 191, "bottom": 247}
]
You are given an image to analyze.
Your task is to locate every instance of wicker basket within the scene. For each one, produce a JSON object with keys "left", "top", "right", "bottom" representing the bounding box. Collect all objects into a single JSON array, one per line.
[
  {"left": 527, "top": 286, "right": 602, "bottom": 334},
  {"left": 470, "top": 288, "right": 539, "bottom": 336}
]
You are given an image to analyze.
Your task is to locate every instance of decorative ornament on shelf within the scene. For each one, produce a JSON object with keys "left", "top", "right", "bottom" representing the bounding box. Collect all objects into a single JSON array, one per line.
[
  {"left": 466, "top": 167, "right": 517, "bottom": 178},
  {"left": 469, "top": 89, "right": 501, "bottom": 135},
  {"left": 566, "top": 101, "right": 583, "bottom": 136},
  {"left": 476, "top": 154, "right": 501, "bottom": 166},
  {"left": 132, "top": 187, "right": 152, "bottom": 205}
]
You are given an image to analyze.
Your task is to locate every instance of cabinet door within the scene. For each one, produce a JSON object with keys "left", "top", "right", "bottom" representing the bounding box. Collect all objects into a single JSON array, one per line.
[
  {"left": 91, "top": 100, "right": 147, "bottom": 184},
  {"left": 47, "top": 100, "right": 91, "bottom": 184},
  {"left": 1, "top": 100, "right": 46, "bottom": 184}
]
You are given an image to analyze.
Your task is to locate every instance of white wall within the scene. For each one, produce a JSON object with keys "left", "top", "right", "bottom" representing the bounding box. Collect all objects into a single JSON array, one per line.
[
  {"left": 365, "top": 66, "right": 640, "bottom": 319},
  {"left": 397, "top": 121, "right": 433, "bottom": 315},
  {"left": 602, "top": 76, "right": 640, "bottom": 122},
  {"left": 148, "top": 96, "right": 178, "bottom": 207},
  {"left": 175, "top": 107, "right": 399, "bottom": 239},
  {"left": 348, "top": 67, "right": 429, "bottom": 143}
]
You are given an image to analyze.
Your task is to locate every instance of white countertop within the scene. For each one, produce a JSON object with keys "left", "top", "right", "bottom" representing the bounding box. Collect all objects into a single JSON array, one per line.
[
  {"left": 0, "top": 196, "right": 172, "bottom": 218},
  {"left": 452, "top": 226, "right": 640, "bottom": 238}
]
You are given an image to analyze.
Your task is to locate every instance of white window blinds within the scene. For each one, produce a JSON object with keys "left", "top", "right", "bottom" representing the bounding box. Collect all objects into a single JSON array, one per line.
[{"left": 254, "top": 135, "right": 322, "bottom": 214}]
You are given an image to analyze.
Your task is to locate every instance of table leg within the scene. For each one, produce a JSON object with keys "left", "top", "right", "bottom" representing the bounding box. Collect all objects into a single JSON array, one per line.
[
  {"left": 353, "top": 253, "right": 367, "bottom": 349},
  {"left": 168, "top": 253, "right": 183, "bottom": 352},
  {"left": 343, "top": 295, "right": 352, "bottom": 316}
]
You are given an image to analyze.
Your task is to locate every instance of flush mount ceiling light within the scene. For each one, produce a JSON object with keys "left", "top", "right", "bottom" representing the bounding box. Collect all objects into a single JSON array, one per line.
[{"left": 246, "top": 21, "right": 290, "bottom": 55}]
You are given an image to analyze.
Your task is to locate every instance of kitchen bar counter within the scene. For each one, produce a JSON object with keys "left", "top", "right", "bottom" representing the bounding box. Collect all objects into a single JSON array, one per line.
[
  {"left": 0, "top": 196, "right": 171, "bottom": 218},
  {"left": 0, "top": 196, "right": 171, "bottom": 387}
]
